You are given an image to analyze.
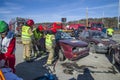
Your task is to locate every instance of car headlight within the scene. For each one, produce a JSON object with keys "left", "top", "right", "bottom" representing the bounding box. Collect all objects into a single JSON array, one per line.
[
  {"left": 72, "top": 47, "right": 87, "bottom": 53},
  {"left": 97, "top": 43, "right": 105, "bottom": 47}
]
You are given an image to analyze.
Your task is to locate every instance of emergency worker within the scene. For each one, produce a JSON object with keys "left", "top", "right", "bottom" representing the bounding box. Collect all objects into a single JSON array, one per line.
[
  {"left": 45, "top": 28, "right": 56, "bottom": 65},
  {"left": 21, "top": 19, "right": 34, "bottom": 62},
  {"left": 107, "top": 27, "right": 114, "bottom": 37},
  {"left": 0, "top": 20, "right": 16, "bottom": 73},
  {"left": 32, "top": 25, "right": 45, "bottom": 57},
  {"left": 0, "top": 54, "right": 23, "bottom": 80}
]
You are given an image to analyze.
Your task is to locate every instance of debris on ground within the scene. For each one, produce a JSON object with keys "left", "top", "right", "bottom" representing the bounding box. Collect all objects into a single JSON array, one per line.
[
  {"left": 61, "top": 62, "right": 97, "bottom": 70},
  {"left": 61, "top": 62, "right": 118, "bottom": 74},
  {"left": 63, "top": 69, "right": 74, "bottom": 75},
  {"left": 61, "top": 62, "right": 97, "bottom": 74}
]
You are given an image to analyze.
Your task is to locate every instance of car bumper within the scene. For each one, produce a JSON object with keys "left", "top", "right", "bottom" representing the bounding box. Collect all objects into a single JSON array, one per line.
[
  {"left": 71, "top": 48, "right": 89, "bottom": 60},
  {"left": 95, "top": 46, "right": 108, "bottom": 53}
]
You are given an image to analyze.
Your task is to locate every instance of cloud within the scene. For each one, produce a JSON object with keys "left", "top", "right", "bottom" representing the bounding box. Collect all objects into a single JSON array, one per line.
[
  {"left": 2, "top": 13, "right": 83, "bottom": 23},
  {"left": 4, "top": 2, "right": 18, "bottom": 6},
  {"left": 0, "top": 10, "right": 12, "bottom": 14},
  {"left": 57, "top": 2, "right": 118, "bottom": 15},
  {"left": 0, "top": 1, "right": 23, "bottom": 14},
  {"left": 0, "top": 1, "right": 118, "bottom": 23},
  {"left": 0, "top": 7, "right": 12, "bottom": 14},
  {"left": 89, "top": 2, "right": 118, "bottom": 10}
]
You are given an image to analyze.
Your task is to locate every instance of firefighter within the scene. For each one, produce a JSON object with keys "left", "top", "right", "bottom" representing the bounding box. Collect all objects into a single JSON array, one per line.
[
  {"left": 32, "top": 25, "right": 45, "bottom": 57},
  {"left": 0, "top": 20, "right": 16, "bottom": 73},
  {"left": 46, "top": 28, "right": 57, "bottom": 65},
  {"left": 107, "top": 27, "right": 114, "bottom": 37},
  {"left": 21, "top": 19, "right": 34, "bottom": 62}
]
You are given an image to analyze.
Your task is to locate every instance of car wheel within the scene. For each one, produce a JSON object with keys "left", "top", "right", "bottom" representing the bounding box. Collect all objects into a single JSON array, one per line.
[
  {"left": 112, "top": 53, "right": 116, "bottom": 65},
  {"left": 110, "top": 49, "right": 116, "bottom": 65},
  {"left": 89, "top": 42, "right": 96, "bottom": 53},
  {"left": 59, "top": 49, "right": 65, "bottom": 61}
]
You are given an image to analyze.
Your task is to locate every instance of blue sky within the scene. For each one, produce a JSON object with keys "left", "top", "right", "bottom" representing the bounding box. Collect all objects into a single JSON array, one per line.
[{"left": 0, "top": 0, "right": 119, "bottom": 23}]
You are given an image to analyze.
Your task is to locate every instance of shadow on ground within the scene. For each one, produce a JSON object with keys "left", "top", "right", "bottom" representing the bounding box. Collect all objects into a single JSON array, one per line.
[
  {"left": 15, "top": 56, "right": 58, "bottom": 80},
  {"left": 69, "top": 68, "right": 94, "bottom": 80},
  {"left": 105, "top": 54, "right": 120, "bottom": 73}
]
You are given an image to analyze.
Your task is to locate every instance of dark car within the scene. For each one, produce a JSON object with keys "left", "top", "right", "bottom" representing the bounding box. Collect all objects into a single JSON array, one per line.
[
  {"left": 110, "top": 44, "right": 120, "bottom": 65},
  {"left": 55, "top": 31, "right": 89, "bottom": 61},
  {"left": 78, "top": 30, "right": 117, "bottom": 53}
]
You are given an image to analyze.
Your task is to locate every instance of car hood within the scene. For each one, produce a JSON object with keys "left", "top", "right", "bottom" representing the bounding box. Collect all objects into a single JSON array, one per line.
[
  {"left": 93, "top": 38, "right": 117, "bottom": 45},
  {"left": 59, "top": 39, "right": 88, "bottom": 47}
]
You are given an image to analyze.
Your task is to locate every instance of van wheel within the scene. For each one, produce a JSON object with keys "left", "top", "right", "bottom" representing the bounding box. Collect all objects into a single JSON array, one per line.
[{"left": 59, "top": 49, "right": 65, "bottom": 61}]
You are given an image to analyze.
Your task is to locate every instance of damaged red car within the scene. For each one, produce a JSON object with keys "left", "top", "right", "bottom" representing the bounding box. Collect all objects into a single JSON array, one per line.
[{"left": 55, "top": 31, "right": 89, "bottom": 61}]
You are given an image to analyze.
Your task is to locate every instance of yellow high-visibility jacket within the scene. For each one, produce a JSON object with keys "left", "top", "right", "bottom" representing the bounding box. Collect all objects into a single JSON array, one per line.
[
  {"left": 22, "top": 25, "right": 32, "bottom": 40},
  {"left": 45, "top": 34, "right": 55, "bottom": 46},
  {"left": 107, "top": 28, "right": 114, "bottom": 36}
]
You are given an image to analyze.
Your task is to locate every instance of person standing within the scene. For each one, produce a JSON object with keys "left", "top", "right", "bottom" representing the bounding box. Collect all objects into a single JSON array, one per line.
[
  {"left": 45, "top": 28, "right": 56, "bottom": 65},
  {"left": 21, "top": 19, "right": 34, "bottom": 62},
  {"left": 107, "top": 27, "right": 114, "bottom": 37},
  {"left": 32, "top": 25, "right": 45, "bottom": 57},
  {"left": 0, "top": 20, "right": 16, "bottom": 73}
]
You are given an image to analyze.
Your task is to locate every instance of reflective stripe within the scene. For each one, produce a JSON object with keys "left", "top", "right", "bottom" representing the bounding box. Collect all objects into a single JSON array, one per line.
[
  {"left": 0, "top": 70, "right": 5, "bottom": 80},
  {"left": 22, "top": 26, "right": 31, "bottom": 40},
  {"left": 45, "top": 34, "right": 53, "bottom": 46},
  {"left": 47, "top": 60, "right": 52, "bottom": 64}
]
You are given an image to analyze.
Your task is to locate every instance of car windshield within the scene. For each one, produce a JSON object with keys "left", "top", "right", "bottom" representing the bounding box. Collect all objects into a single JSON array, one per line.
[
  {"left": 91, "top": 31, "right": 108, "bottom": 38},
  {"left": 60, "top": 32, "right": 72, "bottom": 39},
  {"left": 55, "top": 31, "right": 73, "bottom": 40},
  {"left": 80, "top": 30, "right": 89, "bottom": 38},
  {"left": 80, "top": 30, "right": 108, "bottom": 39}
]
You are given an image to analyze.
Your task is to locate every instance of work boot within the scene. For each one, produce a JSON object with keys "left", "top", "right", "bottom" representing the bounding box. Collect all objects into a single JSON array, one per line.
[{"left": 46, "top": 60, "right": 53, "bottom": 66}]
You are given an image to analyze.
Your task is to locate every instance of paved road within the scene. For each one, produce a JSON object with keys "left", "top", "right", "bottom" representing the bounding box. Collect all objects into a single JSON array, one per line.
[{"left": 15, "top": 35, "right": 120, "bottom": 80}]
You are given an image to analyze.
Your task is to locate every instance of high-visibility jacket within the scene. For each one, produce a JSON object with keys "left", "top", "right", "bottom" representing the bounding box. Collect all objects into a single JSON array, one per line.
[
  {"left": 107, "top": 28, "right": 114, "bottom": 36},
  {"left": 45, "top": 34, "right": 54, "bottom": 46},
  {"left": 22, "top": 26, "right": 32, "bottom": 40},
  {"left": 33, "top": 28, "right": 42, "bottom": 39}
]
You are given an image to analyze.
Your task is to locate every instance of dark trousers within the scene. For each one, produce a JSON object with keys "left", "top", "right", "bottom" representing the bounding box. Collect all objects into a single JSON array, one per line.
[{"left": 32, "top": 38, "right": 46, "bottom": 54}]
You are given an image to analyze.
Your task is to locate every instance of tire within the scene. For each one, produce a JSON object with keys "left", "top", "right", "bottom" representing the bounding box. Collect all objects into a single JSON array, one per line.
[
  {"left": 110, "top": 49, "right": 116, "bottom": 65},
  {"left": 89, "top": 42, "right": 96, "bottom": 53},
  {"left": 59, "top": 49, "right": 65, "bottom": 61},
  {"left": 112, "top": 54, "right": 116, "bottom": 64}
]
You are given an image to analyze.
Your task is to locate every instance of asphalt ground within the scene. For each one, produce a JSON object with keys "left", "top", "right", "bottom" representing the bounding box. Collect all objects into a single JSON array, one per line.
[{"left": 15, "top": 34, "right": 120, "bottom": 80}]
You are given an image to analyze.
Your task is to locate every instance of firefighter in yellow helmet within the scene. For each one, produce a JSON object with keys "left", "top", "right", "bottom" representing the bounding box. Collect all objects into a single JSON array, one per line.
[
  {"left": 21, "top": 19, "right": 34, "bottom": 62},
  {"left": 107, "top": 27, "right": 114, "bottom": 37},
  {"left": 45, "top": 28, "right": 57, "bottom": 65}
]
